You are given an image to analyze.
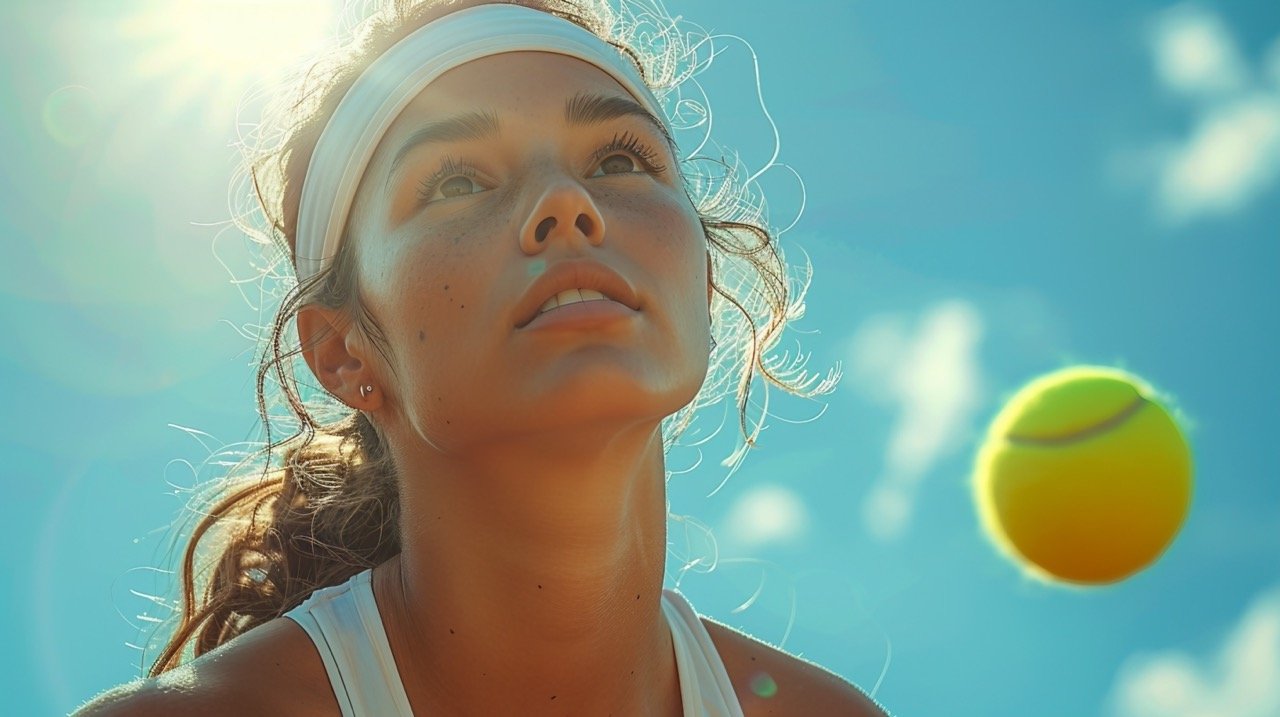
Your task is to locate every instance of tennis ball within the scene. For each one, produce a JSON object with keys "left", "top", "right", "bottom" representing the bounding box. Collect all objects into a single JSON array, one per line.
[{"left": 973, "top": 365, "right": 1193, "bottom": 586}]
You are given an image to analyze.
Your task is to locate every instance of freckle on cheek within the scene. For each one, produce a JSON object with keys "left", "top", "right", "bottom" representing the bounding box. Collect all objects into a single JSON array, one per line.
[{"left": 418, "top": 330, "right": 425, "bottom": 341}]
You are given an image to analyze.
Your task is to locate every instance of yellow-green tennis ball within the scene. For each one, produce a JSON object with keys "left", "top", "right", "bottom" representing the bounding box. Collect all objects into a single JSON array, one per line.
[{"left": 974, "top": 365, "right": 1193, "bottom": 586}]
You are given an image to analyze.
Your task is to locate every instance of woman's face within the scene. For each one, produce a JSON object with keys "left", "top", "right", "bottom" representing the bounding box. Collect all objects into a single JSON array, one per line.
[{"left": 347, "top": 51, "right": 712, "bottom": 452}]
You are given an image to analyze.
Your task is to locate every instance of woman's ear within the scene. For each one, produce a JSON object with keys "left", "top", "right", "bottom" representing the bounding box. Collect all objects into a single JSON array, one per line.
[{"left": 296, "top": 304, "right": 380, "bottom": 409}]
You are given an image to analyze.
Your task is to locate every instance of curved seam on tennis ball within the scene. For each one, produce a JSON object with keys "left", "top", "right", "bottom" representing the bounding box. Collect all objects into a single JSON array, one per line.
[{"left": 1004, "top": 394, "right": 1147, "bottom": 447}]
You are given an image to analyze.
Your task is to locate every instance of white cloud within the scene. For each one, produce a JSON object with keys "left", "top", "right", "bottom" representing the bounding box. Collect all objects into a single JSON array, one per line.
[
  {"left": 1159, "top": 95, "right": 1280, "bottom": 221},
  {"left": 862, "top": 482, "right": 912, "bottom": 543},
  {"left": 1123, "top": 6, "right": 1280, "bottom": 224},
  {"left": 1150, "top": 5, "right": 1249, "bottom": 97},
  {"left": 1107, "top": 584, "right": 1280, "bottom": 717},
  {"left": 721, "top": 484, "right": 810, "bottom": 550},
  {"left": 845, "top": 300, "right": 985, "bottom": 542}
]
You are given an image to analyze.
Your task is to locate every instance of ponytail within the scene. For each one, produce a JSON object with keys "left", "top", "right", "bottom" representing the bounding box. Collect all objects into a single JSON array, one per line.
[{"left": 149, "top": 411, "right": 399, "bottom": 675}]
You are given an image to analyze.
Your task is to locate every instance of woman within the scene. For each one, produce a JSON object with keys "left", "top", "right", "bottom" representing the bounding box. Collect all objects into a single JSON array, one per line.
[{"left": 78, "top": 0, "right": 889, "bottom": 714}]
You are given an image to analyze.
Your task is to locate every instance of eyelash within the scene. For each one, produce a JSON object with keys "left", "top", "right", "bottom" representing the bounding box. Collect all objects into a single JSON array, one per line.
[
  {"left": 416, "top": 157, "right": 475, "bottom": 203},
  {"left": 415, "top": 131, "right": 668, "bottom": 203},
  {"left": 590, "top": 131, "right": 668, "bottom": 175}
]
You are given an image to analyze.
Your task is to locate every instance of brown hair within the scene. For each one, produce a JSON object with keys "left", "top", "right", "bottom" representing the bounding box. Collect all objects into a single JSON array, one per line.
[{"left": 147, "top": 0, "right": 840, "bottom": 676}]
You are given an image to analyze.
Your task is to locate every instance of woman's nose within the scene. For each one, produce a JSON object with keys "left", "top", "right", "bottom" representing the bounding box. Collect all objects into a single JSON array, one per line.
[{"left": 519, "top": 177, "right": 606, "bottom": 251}]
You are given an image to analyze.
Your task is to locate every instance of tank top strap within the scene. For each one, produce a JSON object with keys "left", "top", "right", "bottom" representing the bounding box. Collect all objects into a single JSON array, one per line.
[
  {"left": 661, "top": 587, "right": 746, "bottom": 717},
  {"left": 282, "top": 569, "right": 415, "bottom": 717}
]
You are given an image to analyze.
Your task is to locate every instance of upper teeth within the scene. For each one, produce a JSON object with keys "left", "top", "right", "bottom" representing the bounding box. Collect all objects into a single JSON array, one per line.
[{"left": 538, "top": 288, "right": 609, "bottom": 314}]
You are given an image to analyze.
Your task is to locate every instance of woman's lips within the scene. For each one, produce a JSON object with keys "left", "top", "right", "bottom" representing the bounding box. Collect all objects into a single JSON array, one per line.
[{"left": 519, "top": 298, "right": 638, "bottom": 331}]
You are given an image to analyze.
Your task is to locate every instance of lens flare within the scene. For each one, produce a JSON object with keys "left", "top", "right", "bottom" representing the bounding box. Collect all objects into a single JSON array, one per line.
[
  {"left": 42, "top": 85, "right": 99, "bottom": 147},
  {"left": 749, "top": 671, "right": 778, "bottom": 698}
]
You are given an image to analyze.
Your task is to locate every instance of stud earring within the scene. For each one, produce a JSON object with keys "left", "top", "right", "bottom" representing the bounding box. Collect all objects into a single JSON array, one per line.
[{"left": 359, "top": 384, "right": 374, "bottom": 399}]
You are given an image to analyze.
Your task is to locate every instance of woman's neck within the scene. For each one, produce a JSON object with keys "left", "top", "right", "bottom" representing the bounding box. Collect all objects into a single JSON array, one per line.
[{"left": 372, "top": 422, "right": 684, "bottom": 716}]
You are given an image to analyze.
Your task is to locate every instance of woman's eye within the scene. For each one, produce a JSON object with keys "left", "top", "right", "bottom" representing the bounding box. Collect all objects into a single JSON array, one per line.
[
  {"left": 588, "top": 131, "right": 666, "bottom": 178},
  {"left": 438, "top": 175, "right": 481, "bottom": 198},
  {"left": 416, "top": 159, "right": 484, "bottom": 204},
  {"left": 595, "top": 153, "right": 638, "bottom": 176}
]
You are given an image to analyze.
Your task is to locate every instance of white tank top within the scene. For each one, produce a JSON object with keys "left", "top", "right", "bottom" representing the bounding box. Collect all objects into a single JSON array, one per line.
[{"left": 283, "top": 569, "right": 745, "bottom": 716}]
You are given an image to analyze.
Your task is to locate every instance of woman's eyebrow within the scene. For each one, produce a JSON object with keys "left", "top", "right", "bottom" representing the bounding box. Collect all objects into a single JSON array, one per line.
[
  {"left": 387, "top": 92, "right": 672, "bottom": 185},
  {"left": 388, "top": 110, "right": 502, "bottom": 182},
  {"left": 564, "top": 91, "right": 673, "bottom": 148}
]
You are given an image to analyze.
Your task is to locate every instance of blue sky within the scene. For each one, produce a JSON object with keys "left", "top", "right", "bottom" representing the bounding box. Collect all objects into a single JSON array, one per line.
[{"left": 2, "top": 1, "right": 1278, "bottom": 715}]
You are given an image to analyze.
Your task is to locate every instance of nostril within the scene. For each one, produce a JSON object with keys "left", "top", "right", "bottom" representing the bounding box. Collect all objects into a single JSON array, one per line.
[
  {"left": 575, "top": 213, "right": 594, "bottom": 236},
  {"left": 534, "top": 217, "right": 556, "bottom": 242}
]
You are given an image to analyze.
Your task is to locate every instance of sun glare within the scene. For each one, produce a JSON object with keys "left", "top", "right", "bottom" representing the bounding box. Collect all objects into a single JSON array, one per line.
[{"left": 119, "top": 0, "right": 335, "bottom": 121}]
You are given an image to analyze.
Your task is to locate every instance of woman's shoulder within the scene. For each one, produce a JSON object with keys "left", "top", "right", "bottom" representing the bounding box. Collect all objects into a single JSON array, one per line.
[
  {"left": 699, "top": 616, "right": 893, "bottom": 717},
  {"left": 72, "top": 618, "right": 339, "bottom": 717}
]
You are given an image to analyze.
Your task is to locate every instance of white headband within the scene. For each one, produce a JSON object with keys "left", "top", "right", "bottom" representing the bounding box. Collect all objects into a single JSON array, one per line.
[{"left": 294, "top": 3, "right": 667, "bottom": 283}]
